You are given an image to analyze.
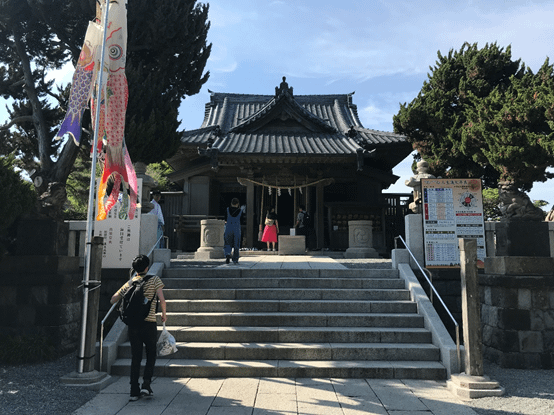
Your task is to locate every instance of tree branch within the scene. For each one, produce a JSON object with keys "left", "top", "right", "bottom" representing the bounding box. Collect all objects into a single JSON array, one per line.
[{"left": 0, "top": 115, "right": 34, "bottom": 130}]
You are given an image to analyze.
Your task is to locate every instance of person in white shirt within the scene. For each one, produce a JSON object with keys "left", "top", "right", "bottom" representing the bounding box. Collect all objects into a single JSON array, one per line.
[{"left": 149, "top": 190, "right": 165, "bottom": 248}]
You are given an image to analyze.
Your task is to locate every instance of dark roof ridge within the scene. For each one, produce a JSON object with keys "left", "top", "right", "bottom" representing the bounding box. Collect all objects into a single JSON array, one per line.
[{"left": 208, "top": 91, "right": 355, "bottom": 99}]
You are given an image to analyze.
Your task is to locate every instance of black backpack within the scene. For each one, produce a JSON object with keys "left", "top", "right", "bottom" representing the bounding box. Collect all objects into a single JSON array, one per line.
[{"left": 119, "top": 275, "right": 155, "bottom": 326}]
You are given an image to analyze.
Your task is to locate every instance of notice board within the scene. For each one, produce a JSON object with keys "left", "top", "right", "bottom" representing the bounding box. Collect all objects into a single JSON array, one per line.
[
  {"left": 421, "top": 178, "right": 485, "bottom": 268},
  {"left": 94, "top": 178, "right": 142, "bottom": 268}
]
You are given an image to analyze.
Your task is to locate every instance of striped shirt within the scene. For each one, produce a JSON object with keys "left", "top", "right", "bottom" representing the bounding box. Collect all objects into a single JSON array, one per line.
[{"left": 116, "top": 273, "right": 164, "bottom": 322}]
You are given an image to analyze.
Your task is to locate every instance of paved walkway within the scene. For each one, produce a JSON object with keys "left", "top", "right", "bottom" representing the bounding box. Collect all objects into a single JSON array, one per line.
[
  {"left": 73, "top": 255, "right": 479, "bottom": 414},
  {"left": 73, "top": 376, "right": 479, "bottom": 415}
]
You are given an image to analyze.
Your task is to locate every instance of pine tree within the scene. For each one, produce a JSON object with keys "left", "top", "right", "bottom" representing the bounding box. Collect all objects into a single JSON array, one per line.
[
  {"left": 393, "top": 42, "right": 525, "bottom": 187},
  {"left": 0, "top": 0, "right": 210, "bottom": 215}
]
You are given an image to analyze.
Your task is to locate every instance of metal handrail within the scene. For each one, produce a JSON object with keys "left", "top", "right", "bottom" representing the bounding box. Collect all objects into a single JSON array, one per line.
[
  {"left": 394, "top": 235, "right": 461, "bottom": 372},
  {"left": 99, "top": 234, "right": 164, "bottom": 370}
]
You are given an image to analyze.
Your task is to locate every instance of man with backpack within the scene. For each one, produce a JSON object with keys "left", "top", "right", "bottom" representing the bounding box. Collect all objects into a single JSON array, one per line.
[{"left": 110, "top": 254, "right": 167, "bottom": 401}]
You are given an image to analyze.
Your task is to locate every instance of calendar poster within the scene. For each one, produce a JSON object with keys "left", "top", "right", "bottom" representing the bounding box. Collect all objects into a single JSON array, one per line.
[{"left": 421, "top": 178, "right": 485, "bottom": 268}]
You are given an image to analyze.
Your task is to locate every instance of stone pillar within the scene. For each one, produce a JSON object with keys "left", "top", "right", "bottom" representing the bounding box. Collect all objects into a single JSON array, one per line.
[
  {"left": 316, "top": 183, "right": 324, "bottom": 249},
  {"left": 459, "top": 238, "right": 483, "bottom": 376},
  {"left": 134, "top": 162, "right": 157, "bottom": 214},
  {"left": 246, "top": 181, "right": 254, "bottom": 248},
  {"left": 195, "top": 219, "right": 225, "bottom": 259},
  {"left": 405, "top": 213, "right": 424, "bottom": 268},
  {"left": 345, "top": 220, "right": 379, "bottom": 258}
]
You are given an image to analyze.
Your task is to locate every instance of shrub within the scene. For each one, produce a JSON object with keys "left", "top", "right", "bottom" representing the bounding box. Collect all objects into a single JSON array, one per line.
[
  {"left": 0, "top": 155, "right": 36, "bottom": 255},
  {"left": 0, "top": 334, "right": 56, "bottom": 365}
]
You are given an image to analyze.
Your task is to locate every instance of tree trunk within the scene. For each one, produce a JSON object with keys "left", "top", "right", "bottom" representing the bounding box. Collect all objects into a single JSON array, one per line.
[{"left": 12, "top": 28, "right": 52, "bottom": 172}]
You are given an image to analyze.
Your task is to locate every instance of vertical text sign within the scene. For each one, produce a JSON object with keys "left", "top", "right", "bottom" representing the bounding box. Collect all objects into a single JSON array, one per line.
[
  {"left": 94, "top": 178, "right": 142, "bottom": 268},
  {"left": 421, "top": 178, "right": 485, "bottom": 268}
]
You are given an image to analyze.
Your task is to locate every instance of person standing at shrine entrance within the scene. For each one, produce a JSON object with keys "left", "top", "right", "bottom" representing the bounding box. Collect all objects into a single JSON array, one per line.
[
  {"left": 224, "top": 198, "right": 244, "bottom": 264},
  {"left": 149, "top": 190, "right": 165, "bottom": 248}
]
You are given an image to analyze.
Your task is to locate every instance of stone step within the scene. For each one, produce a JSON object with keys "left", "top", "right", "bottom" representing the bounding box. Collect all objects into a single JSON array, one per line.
[
  {"left": 117, "top": 342, "right": 440, "bottom": 361},
  {"left": 162, "top": 326, "right": 433, "bottom": 344},
  {"left": 166, "top": 299, "right": 417, "bottom": 313},
  {"left": 165, "top": 312, "right": 424, "bottom": 328},
  {"left": 163, "top": 288, "right": 411, "bottom": 301},
  {"left": 162, "top": 277, "right": 405, "bottom": 290},
  {"left": 163, "top": 268, "right": 399, "bottom": 280},
  {"left": 110, "top": 359, "right": 447, "bottom": 379}
]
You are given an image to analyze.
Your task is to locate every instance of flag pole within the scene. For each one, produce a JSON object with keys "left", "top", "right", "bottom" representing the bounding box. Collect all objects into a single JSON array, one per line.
[{"left": 77, "top": 0, "right": 111, "bottom": 374}]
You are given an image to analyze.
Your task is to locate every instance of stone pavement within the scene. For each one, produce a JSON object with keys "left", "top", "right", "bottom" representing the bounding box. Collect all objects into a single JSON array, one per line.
[
  {"left": 73, "top": 255, "right": 479, "bottom": 414},
  {"left": 73, "top": 376, "right": 479, "bottom": 415}
]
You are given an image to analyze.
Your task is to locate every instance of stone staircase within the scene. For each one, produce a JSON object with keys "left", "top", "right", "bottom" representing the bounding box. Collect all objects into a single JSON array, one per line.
[{"left": 110, "top": 266, "right": 447, "bottom": 379}]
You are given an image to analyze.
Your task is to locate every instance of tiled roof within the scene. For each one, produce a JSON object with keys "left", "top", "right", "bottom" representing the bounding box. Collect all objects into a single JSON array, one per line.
[
  {"left": 211, "top": 132, "right": 360, "bottom": 155},
  {"left": 181, "top": 80, "right": 409, "bottom": 159}
]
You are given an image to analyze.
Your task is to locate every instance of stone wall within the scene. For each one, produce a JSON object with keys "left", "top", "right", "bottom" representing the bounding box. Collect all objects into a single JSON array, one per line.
[
  {"left": 480, "top": 274, "right": 554, "bottom": 369},
  {"left": 0, "top": 256, "right": 82, "bottom": 355}
]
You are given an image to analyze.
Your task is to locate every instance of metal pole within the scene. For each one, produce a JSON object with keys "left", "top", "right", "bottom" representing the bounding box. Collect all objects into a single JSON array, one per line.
[{"left": 77, "top": 0, "right": 111, "bottom": 373}]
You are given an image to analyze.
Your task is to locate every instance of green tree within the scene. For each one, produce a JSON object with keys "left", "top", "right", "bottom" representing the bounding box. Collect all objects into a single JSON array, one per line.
[
  {"left": 0, "top": 154, "right": 36, "bottom": 255},
  {"left": 393, "top": 42, "right": 525, "bottom": 187},
  {"left": 462, "top": 60, "right": 554, "bottom": 192},
  {"left": 146, "top": 161, "right": 179, "bottom": 192},
  {"left": 394, "top": 42, "right": 554, "bottom": 220},
  {"left": 482, "top": 188, "right": 501, "bottom": 221},
  {"left": 1, "top": 0, "right": 210, "bottom": 215}
]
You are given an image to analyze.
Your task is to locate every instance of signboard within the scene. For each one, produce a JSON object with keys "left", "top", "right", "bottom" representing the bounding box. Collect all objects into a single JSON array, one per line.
[
  {"left": 421, "top": 178, "right": 485, "bottom": 268},
  {"left": 94, "top": 178, "right": 142, "bottom": 268}
]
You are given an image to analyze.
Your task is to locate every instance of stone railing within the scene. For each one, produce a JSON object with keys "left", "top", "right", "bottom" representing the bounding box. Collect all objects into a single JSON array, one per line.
[{"left": 67, "top": 221, "right": 87, "bottom": 267}]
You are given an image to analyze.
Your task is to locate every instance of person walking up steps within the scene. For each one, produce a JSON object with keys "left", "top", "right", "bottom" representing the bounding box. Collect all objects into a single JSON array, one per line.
[
  {"left": 224, "top": 198, "right": 245, "bottom": 264},
  {"left": 110, "top": 254, "right": 167, "bottom": 401}
]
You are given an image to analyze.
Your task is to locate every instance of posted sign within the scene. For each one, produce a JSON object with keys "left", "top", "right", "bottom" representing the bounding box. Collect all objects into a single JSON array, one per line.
[
  {"left": 421, "top": 178, "right": 485, "bottom": 268},
  {"left": 94, "top": 179, "right": 142, "bottom": 268}
]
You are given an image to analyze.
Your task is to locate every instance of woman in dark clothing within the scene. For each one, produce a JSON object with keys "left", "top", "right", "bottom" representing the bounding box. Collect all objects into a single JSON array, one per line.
[{"left": 224, "top": 198, "right": 244, "bottom": 264}]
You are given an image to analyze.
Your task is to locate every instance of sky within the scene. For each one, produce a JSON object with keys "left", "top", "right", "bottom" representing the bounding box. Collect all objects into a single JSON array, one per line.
[{"left": 3, "top": 0, "right": 554, "bottom": 206}]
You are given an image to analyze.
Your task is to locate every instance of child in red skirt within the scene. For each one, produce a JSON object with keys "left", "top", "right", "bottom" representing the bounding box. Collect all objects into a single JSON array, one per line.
[{"left": 261, "top": 208, "right": 279, "bottom": 251}]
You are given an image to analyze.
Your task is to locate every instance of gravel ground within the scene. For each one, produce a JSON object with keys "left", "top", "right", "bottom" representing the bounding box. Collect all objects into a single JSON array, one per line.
[
  {"left": 2, "top": 256, "right": 551, "bottom": 415},
  {"left": 464, "top": 361, "right": 554, "bottom": 415},
  {"left": 0, "top": 352, "right": 97, "bottom": 415}
]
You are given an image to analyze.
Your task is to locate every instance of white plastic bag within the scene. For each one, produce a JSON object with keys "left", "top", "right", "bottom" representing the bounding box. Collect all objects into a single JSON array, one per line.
[{"left": 157, "top": 322, "right": 178, "bottom": 356}]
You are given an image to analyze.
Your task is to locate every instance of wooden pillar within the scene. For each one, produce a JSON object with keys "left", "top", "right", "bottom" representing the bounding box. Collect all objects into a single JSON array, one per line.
[
  {"left": 459, "top": 238, "right": 483, "bottom": 376},
  {"left": 316, "top": 183, "right": 324, "bottom": 249},
  {"left": 246, "top": 181, "right": 254, "bottom": 247},
  {"left": 81, "top": 236, "right": 103, "bottom": 372}
]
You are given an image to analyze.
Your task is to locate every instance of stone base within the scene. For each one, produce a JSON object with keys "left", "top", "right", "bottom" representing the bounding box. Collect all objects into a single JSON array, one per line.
[
  {"left": 195, "top": 247, "right": 224, "bottom": 259},
  {"left": 447, "top": 373, "right": 504, "bottom": 400},
  {"left": 16, "top": 219, "right": 69, "bottom": 256},
  {"left": 152, "top": 248, "right": 171, "bottom": 268},
  {"left": 344, "top": 247, "right": 379, "bottom": 259},
  {"left": 278, "top": 236, "right": 305, "bottom": 255},
  {"left": 484, "top": 256, "right": 554, "bottom": 275},
  {"left": 60, "top": 370, "right": 114, "bottom": 391},
  {"left": 494, "top": 221, "right": 550, "bottom": 257}
]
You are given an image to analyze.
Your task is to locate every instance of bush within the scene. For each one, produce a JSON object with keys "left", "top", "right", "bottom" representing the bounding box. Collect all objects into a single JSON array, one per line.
[
  {"left": 0, "top": 155, "right": 36, "bottom": 255},
  {"left": 0, "top": 334, "right": 56, "bottom": 365}
]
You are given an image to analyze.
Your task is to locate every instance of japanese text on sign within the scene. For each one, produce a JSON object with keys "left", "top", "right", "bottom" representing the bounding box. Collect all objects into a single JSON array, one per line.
[{"left": 421, "top": 178, "right": 486, "bottom": 268}]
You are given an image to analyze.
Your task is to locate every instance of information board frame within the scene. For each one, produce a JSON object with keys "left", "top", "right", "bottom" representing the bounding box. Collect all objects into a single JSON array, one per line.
[{"left": 421, "top": 178, "right": 486, "bottom": 268}]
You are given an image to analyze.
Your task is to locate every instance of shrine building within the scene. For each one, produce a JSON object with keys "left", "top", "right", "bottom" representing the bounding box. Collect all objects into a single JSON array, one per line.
[{"left": 166, "top": 77, "right": 412, "bottom": 255}]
